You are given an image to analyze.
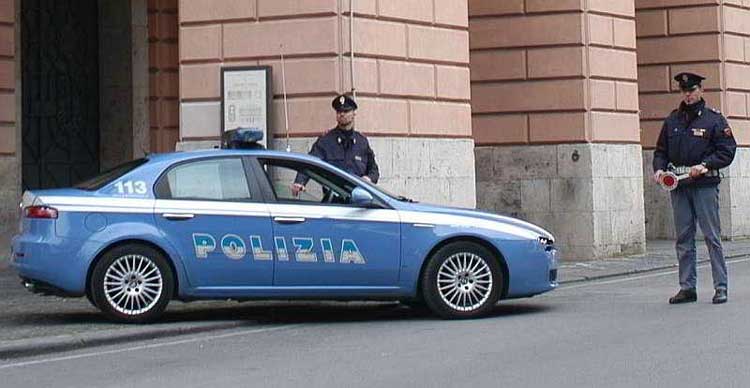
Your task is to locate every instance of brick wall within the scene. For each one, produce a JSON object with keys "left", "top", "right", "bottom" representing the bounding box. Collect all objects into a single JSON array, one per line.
[
  {"left": 636, "top": 0, "right": 724, "bottom": 147},
  {"left": 722, "top": 0, "right": 750, "bottom": 145},
  {"left": 0, "top": 0, "right": 17, "bottom": 257},
  {"left": 470, "top": 0, "right": 640, "bottom": 145},
  {"left": 177, "top": 0, "right": 471, "bottom": 141},
  {"left": 471, "top": 1, "right": 646, "bottom": 259},
  {"left": 0, "top": 0, "right": 14, "bottom": 155},
  {"left": 638, "top": 0, "right": 750, "bottom": 240},
  {"left": 148, "top": 0, "right": 179, "bottom": 152}
]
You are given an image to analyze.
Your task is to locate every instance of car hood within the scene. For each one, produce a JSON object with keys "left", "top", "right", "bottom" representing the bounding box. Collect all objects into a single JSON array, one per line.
[{"left": 398, "top": 202, "right": 554, "bottom": 241}]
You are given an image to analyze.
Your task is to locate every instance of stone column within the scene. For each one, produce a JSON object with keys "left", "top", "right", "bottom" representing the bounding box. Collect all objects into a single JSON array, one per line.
[
  {"left": 0, "top": 0, "right": 20, "bottom": 255},
  {"left": 177, "top": 0, "right": 475, "bottom": 207},
  {"left": 471, "top": 0, "right": 645, "bottom": 259},
  {"left": 637, "top": 0, "right": 750, "bottom": 239},
  {"left": 100, "top": 0, "right": 151, "bottom": 169}
]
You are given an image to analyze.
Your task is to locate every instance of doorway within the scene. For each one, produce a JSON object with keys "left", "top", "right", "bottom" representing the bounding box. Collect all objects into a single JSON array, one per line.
[{"left": 21, "top": 0, "right": 100, "bottom": 190}]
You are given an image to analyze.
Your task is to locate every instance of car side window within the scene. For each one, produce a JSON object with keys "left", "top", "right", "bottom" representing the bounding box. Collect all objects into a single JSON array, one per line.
[
  {"left": 259, "top": 158, "right": 355, "bottom": 205},
  {"left": 161, "top": 158, "right": 252, "bottom": 201}
]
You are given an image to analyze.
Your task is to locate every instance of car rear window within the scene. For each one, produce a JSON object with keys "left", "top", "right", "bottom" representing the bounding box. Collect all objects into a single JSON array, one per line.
[{"left": 74, "top": 158, "right": 148, "bottom": 191}]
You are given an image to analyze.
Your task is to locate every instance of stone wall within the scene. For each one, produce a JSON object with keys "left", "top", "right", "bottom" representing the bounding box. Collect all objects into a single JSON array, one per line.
[
  {"left": 272, "top": 137, "right": 476, "bottom": 208},
  {"left": 644, "top": 148, "right": 750, "bottom": 240},
  {"left": 477, "top": 144, "right": 644, "bottom": 259}
]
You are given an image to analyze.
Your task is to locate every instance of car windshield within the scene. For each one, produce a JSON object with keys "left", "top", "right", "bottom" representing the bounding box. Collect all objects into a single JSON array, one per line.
[
  {"left": 74, "top": 158, "right": 148, "bottom": 191},
  {"left": 358, "top": 178, "right": 416, "bottom": 203}
]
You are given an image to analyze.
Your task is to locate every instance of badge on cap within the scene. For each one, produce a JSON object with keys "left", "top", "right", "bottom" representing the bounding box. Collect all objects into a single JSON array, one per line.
[
  {"left": 682, "top": 74, "right": 688, "bottom": 82},
  {"left": 339, "top": 96, "right": 346, "bottom": 105}
]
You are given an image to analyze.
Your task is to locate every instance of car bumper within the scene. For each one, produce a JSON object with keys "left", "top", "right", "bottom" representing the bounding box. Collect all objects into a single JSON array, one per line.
[
  {"left": 10, "top": 234, "right": 88, "bottom": 296},
  {"left": 504, "top": 241, "right": 559, "bottom": 298}
]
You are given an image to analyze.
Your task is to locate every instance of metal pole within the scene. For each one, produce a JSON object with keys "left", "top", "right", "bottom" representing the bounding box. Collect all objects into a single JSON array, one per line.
[
  {"left": 349, "top": 0, "right": 356, "bottom": 98},
  {"left": 281, "top": 47, "right": 291, "bottom": 152}
]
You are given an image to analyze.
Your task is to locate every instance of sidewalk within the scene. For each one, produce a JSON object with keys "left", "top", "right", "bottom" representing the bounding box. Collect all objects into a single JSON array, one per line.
[
  {"left": 1, "top": 239, "right": 749, "bottom": 359},
  {"left": 559, "top": 239, "right": 750, "bottom": 283}
]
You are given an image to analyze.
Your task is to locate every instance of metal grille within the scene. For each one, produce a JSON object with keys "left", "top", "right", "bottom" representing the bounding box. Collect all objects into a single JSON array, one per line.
[{"left": 21, "top": 0, "right": 99, "bottom": 190}]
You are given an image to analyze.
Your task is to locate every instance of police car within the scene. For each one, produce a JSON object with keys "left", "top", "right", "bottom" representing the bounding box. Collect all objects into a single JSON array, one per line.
[{"left": 10, "top": 137, "right": 558, "bottom": 322}]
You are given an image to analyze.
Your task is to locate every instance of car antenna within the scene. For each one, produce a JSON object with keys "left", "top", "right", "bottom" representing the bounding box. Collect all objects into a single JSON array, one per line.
[{"left": 281, "top": 45, "right": 291, "bottom": 152}]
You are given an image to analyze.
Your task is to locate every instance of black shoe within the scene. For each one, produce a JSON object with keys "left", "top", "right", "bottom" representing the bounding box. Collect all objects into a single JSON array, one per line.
[
  {"left": 712, "top": 289, "right": 728, "bottom": 304},
  {"left": 669, "top": 289, "right": 697, "bottom": 304}
]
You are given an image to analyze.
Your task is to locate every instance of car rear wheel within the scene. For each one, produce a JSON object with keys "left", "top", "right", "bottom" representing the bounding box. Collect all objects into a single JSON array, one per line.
[
  {"left": 422, "top": 242, "right": 503, "bottom": 319},
  {"left": 90, "top": 244, "right": 173, "bottom": 323}
]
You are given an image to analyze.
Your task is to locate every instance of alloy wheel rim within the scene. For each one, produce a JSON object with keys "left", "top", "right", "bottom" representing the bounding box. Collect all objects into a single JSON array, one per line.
[
  {"left": 437, "top": 252, "right": 493, "bottom": 312},
  {"left": 104, "top": 254, "right": 163, "bottom": 315}
]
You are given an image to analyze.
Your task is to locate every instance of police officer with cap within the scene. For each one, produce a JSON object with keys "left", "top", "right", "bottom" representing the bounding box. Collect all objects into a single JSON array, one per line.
[
  {"left": 653, "top": 72, "right": 737, "bottom": 304},
  {"left": 291, "top": 94, "right": 379, "bottom": 196}
]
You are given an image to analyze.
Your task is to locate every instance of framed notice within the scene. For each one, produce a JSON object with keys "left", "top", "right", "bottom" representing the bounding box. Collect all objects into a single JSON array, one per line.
[{"left": 221, "top": 66, "right": 272, "bottom": 147}]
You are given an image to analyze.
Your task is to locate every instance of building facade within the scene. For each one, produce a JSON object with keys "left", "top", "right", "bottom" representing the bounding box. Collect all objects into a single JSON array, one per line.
[{"left": 1, "top": 0, "right": 748, "bottom": 260}]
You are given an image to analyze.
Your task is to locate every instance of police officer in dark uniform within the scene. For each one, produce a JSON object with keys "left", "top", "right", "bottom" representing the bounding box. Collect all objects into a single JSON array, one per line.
[
  {"left": 653, "top": 72, "right": 737, "bottom": 304},
  {"left": 291, "top": 94, "right": 379, "bottom": 196}
]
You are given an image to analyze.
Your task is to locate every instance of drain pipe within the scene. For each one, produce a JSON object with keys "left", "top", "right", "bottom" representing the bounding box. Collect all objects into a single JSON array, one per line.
[{"left": 349, "top": 1, "right": 356, "bottom": 98}]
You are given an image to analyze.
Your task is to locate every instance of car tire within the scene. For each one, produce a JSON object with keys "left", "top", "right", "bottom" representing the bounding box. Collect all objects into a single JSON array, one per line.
[
  {"left": 85, "top": 288, "right": 98, "bottom": 309},
  {"left": 421, "top": 241, "right": 503, "bottom": 319},
  {"left": 90, "top": 244, "right": 174, "bottom": 323}
]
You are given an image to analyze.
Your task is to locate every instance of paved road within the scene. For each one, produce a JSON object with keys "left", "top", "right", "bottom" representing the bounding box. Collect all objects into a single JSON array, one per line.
[{"left": 3, "top": 258, "right": 750, "bottom": 388}]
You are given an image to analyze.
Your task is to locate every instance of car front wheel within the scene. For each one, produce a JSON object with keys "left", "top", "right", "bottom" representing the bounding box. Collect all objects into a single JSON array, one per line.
[
  {"left": 422, "top": 242, "right": 503, "bottom": 319},
  {"left": 90, "top": 244, "right": 173, "bottom": 323}
]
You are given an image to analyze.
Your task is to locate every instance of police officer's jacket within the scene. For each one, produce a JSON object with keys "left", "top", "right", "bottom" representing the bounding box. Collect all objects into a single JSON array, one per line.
[
  {"left": 653, "top": 99, "right": 737, "bottom": 186},
  {"left": 295, "top": 127, "right": 379, "bottom": 184}
]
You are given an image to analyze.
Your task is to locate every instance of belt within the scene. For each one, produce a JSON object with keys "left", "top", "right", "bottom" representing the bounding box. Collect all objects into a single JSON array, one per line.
[{"left": 670, "top": 165, "right": 719, "bottom": 177}]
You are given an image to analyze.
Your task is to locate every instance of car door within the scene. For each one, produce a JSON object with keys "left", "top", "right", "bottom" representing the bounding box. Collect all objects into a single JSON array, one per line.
[
  {"left": 252, "top": 156, "right": 401, "bottom": 287},
  {"left": 154, "top": 156, "right": 274, "bottom": 289}
]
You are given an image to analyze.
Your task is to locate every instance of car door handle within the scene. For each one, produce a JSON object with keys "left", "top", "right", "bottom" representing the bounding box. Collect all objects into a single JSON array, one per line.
[
  {"left": 162, "top": 213, "right": 195, "bottom": 221},
  {"left": 273, "top": 217, "right": 306, "bottom": 224}
]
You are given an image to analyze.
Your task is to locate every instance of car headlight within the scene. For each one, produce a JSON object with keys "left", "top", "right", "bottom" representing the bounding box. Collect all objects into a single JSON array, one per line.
[{"left": 538, "top": 236, "right": 554, "bottom": 246}]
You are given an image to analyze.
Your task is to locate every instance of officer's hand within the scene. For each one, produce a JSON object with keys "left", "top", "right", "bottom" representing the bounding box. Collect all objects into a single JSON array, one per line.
[
  {"left": 361, "top": 176, "right": 371, "bottom": 183},
  {"left": 689, "top": 164, "right": 708, "bottom": 178},
  {"left": 291, "top": 183, "right": 305, "bottom": 197},
  {"left": 653, "top": 170, "right": 664, "bottom": 183}
]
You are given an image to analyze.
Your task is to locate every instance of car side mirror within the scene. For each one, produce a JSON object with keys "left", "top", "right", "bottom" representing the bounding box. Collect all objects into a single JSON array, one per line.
[{"left": 351, "top": 187, "right": 374, "bottom": 206}]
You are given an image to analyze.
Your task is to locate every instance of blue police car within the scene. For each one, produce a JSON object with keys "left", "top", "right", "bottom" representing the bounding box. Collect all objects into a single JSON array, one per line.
[{"left": 11, "top": 147, "right": 558, "bottom": 322}]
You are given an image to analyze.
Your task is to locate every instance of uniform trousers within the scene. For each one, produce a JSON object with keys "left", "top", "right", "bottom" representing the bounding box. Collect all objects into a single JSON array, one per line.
[{"left": 670, "top": 185, "right": 727, "bottom": 291}]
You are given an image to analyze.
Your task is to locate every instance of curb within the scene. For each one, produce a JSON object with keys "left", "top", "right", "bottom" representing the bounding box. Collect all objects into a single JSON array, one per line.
[
  {"left": 0, "top": 320, "right": 246, "bottom": 360},
  {"left": 559, "top": 262, "right": 684, "bottom": 285},
  {"left": 559, "top": 253, "right": 750, "bottom": 285}
]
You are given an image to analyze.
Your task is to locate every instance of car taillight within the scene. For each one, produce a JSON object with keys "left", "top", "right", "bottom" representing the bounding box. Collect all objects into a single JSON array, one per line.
[{"left": 25, "top": 206, "right": 58, "bottom": 219}]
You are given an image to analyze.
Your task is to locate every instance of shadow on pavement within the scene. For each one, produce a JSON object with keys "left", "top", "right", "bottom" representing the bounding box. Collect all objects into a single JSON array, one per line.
[
  {"left": 158, "top": 300, "right": 554, "bottom": 324},
  {"left": 5, "top": 300, "right": 554, "bottom": 328}
]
